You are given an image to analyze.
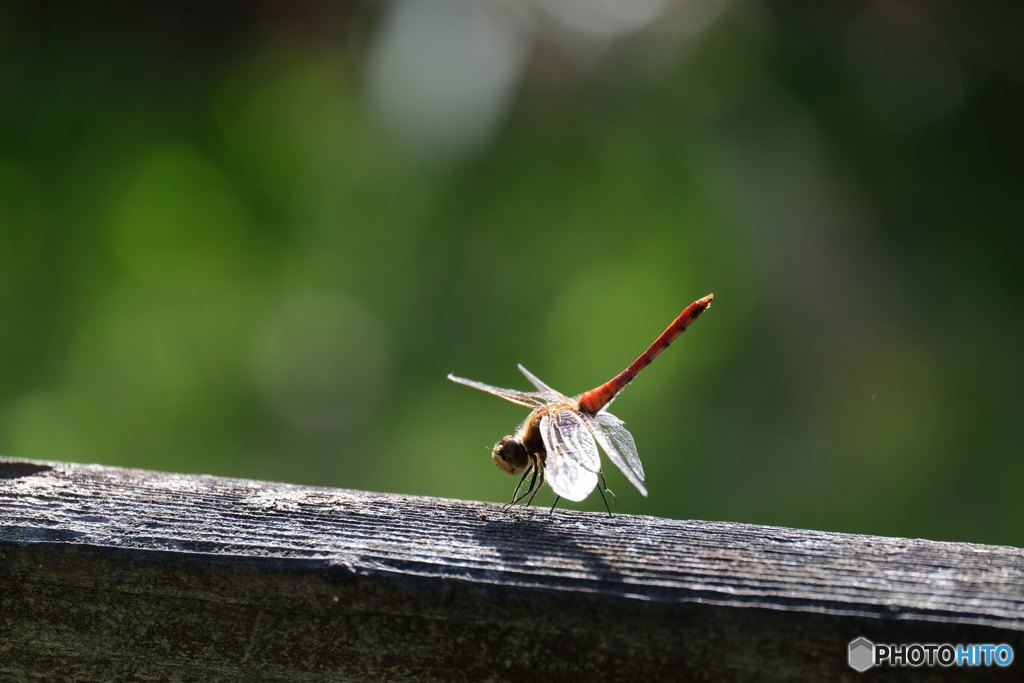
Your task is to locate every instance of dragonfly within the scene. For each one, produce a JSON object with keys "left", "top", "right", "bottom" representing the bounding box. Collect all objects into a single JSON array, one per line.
[{"left": 448, "top": 293, "right": 713, "bottom": 511}]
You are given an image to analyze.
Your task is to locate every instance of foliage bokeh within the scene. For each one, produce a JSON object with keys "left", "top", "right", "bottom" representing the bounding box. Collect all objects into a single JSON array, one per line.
[{"left": 1, "top": 1, "right": 1021, "bottom": 545}]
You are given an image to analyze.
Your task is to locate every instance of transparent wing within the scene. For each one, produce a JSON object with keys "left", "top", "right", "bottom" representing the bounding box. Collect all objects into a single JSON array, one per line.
[
  {"left": 516, "top": 364, "right": 569, "bottom": 402},
  {"left": 540, "top": 410, "right": 600, "bottom": 502},
  {"left": 447, "top": 374, "right": 543, "bottom": 408},
  {"left": 589, "top": 411, "right": 647, "bottom": 496}
]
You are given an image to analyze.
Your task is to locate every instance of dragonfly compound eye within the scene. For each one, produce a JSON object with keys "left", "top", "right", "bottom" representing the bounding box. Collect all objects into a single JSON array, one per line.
[{"left": 492, "top": 437, "right": 529, "bottom": 476}]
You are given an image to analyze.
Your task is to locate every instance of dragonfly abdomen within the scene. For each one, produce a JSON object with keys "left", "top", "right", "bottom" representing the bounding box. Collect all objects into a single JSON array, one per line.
[{"left": 577, "top": 294, "right": 713, "bottom": 413}]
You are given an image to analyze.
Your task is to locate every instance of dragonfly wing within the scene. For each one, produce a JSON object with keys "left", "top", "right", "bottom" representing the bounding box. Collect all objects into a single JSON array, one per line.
[
  {"left": 447, "top": 374, "right": 543, "bottom": 408},
  {"left": 590, "top": 411, "right": 647, "bottom": 496},
  {"left": 540, "top": 410, "right": 600, "bottom": 502},
  {"left": 516, "top": 364, "right": 569, "bottom": 402}
]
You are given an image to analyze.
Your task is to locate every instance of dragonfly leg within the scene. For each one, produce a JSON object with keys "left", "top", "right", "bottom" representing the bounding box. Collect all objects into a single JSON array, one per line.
[
  {"left": 548, "top": 496, "right": 561, "bottom": 514},
  {"left": 595, "top": 482, "right": 613, "bottom": 517},
  {"left": 508, "top": 466, "right": 536, "bottom": 507},
  {"left": 599, "top": 471, "right": 617, "bottom": 503},
  {"left": 525, "top": 460, "right": 546, "bottom": 507},
  {"left": 511, "top": 469, "right": 538, "bottom": 507},
  {"left": 508, "top": 454, "right": 544, "bottom": 509}
]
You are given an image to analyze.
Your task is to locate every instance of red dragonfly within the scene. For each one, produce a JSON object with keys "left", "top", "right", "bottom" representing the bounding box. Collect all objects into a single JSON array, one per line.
[{"left": 448, "top": 293, "right": 713, "bottom": 510}]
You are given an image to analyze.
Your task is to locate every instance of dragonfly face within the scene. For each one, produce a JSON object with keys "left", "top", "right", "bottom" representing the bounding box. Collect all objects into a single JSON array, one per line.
[{"left": 492, "top": 435, "right": 529, "bottom": 476}]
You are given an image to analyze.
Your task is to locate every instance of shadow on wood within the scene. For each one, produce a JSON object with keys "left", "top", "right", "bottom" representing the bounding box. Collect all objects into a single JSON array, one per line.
[{"left": 0, "top": 457, "right": 1021, "bottom": 681}]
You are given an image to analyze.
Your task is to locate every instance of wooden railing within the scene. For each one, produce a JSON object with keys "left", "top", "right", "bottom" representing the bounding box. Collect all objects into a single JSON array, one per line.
[{"left": 1, "top": 457, "right": 1021, "bottom": 681}]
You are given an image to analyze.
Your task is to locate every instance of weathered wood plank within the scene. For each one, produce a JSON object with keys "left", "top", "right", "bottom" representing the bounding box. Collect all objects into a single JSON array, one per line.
[{"left": 0, "top": 457, "right": 1021, "bottom": 681}]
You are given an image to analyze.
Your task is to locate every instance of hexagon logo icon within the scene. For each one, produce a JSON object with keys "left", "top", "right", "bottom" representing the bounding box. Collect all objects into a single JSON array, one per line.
[{"left": 848, "top": 637, "right": 875, "bottom": 672}]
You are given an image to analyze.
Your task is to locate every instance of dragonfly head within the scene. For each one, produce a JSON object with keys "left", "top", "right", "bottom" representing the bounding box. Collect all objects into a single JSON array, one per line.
[{"left": 492, "top": 436, "right": 530, "bottom": 476}]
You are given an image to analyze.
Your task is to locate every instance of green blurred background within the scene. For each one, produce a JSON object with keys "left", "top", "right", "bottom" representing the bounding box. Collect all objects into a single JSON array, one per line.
[{"left": 1, "top": 1, "right": 1021, "bottom": 545}]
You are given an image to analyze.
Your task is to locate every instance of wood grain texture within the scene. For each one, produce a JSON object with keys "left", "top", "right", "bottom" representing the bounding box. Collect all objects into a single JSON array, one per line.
[{"left": 0, "top": 456, "right": 1021, "bottom": 682}]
